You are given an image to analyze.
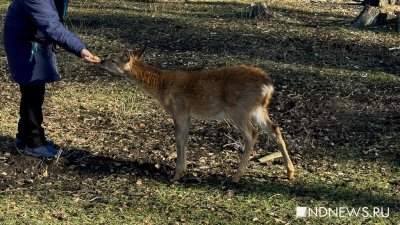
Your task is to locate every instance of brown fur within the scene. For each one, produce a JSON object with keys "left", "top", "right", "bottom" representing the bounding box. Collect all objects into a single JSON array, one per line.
[{"left": 101, "top": 47, "right": 294, "bottom": 182}]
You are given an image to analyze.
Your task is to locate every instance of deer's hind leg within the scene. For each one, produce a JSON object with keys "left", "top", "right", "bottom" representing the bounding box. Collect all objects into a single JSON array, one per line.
[
  {"left": 230, "top": 113, "right": 257, "bottom": 182},
  {"left": 261, "top": 112, "right": 295, "bottom": 180}
]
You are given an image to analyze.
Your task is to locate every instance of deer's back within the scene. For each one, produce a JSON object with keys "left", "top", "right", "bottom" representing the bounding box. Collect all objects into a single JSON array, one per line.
[
  {"left": 160, "top": 65, "right": 273, "bottom": 118},
  {"left": 165, "top": 65, "right": 271, "bottom": 88}
]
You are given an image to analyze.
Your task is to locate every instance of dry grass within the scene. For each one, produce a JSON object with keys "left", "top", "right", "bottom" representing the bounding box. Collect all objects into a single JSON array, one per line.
[{"left": 0, "top": 0, "right": 399, "bottom": 224}]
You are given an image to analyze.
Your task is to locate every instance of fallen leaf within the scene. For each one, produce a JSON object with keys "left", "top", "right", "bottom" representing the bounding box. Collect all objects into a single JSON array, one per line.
[{"left": 42, "top": 169, "right": 48, "bottom": 178}]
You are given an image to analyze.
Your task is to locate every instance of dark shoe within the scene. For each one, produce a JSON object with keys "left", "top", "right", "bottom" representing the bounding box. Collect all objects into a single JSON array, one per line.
[
  {"left": 15, "top": 138, "right": 54, "bottom": 151},
  {"left": 24, "top": 145, "right": 59, "bottom": 158}
]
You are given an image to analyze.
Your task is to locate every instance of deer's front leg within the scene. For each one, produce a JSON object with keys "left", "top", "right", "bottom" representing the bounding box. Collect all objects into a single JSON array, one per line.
[{"left": 171, "top": 114, "right": 190, "bottom": 181}]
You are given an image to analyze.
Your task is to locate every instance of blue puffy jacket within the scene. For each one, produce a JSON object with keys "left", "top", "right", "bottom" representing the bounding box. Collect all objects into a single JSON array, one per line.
[{"left": 3, "top": 0, "right": 86, "bottom": 84}]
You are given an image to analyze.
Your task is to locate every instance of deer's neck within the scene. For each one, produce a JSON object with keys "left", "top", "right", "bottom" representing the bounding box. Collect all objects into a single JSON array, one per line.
[{"left": 129, "top": 62, "right": 165, "bottom": 98}]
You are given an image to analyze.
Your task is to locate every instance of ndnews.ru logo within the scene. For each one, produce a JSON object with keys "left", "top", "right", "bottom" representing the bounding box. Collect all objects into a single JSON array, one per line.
[{"left": 296, "top": 207, "right": 390, "bottom": 218}]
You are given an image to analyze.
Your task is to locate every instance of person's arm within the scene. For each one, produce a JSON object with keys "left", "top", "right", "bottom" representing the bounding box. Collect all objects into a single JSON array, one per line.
[{"left": 24, "top": 0, "right": 98, "bottom": 63}]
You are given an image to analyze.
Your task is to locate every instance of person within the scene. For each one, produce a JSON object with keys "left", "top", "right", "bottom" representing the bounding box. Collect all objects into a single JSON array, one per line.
[{"left": 3, "top": 0, "right": 100, "bottom": 157}]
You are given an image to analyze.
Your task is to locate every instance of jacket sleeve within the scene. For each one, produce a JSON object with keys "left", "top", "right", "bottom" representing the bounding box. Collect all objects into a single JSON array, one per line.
[{"left": 24, "top": 0, "right": 86, "bottom": 57}]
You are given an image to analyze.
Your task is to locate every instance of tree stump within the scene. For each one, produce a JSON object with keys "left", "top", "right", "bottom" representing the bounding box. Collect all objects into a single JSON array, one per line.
[
  {"left": 246, "top": 2, "right": 267, "bottom": 19},
  {"left": 352, "top": 5, "right": 381, "bottom": 27},
  {"left": 352, "top": 0, "right": 400, "bottom": 28}
]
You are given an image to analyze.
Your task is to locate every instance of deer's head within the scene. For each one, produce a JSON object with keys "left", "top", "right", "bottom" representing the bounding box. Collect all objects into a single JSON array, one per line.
[{"left": 101, "top": 47, "right": 146, "bottom": 77}]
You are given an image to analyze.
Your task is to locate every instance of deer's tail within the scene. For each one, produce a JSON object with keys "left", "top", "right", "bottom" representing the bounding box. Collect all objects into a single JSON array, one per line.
[{"left": 251, "top": 84, "right": 274, "bottom": 127}]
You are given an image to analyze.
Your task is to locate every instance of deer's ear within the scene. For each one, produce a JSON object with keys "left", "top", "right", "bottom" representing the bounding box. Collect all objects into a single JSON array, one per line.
[{"left": 131, "top": 46, "right": 146, "bottom": 59}]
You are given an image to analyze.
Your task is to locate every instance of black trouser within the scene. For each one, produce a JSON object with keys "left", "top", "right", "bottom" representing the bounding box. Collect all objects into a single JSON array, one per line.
[{"left": 16, "top": 84, "right": 47, "bottom": 148}]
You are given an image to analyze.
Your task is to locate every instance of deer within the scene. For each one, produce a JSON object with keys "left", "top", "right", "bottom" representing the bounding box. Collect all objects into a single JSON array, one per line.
[{"left": 100, "top": 47, "right": 295, "bottom": 182}]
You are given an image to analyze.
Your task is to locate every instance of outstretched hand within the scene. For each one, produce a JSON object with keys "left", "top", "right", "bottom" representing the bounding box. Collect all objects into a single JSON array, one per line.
[{"left": 81, "top": 49, "right": 101, "bottom": 63}]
